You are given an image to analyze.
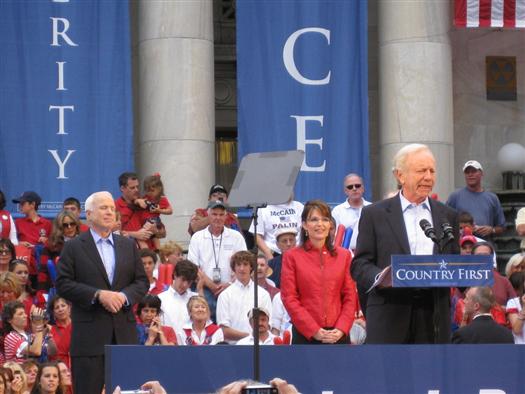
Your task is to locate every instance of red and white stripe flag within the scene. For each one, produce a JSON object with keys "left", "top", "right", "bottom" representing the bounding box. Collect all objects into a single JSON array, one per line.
[{"left": 455, "top": 0, "right": 525, "bottom": 28}]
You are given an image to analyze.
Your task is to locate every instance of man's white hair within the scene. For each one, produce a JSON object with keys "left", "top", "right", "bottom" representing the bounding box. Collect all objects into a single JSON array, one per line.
[
  {"left": 85, "top": 191, "right": 113, "bottom": 212},
  {"left": 393, "top": 143, "right": 433, "bottom": 173}
]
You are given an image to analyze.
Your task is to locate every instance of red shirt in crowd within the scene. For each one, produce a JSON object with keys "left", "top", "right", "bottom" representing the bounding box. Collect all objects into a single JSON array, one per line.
[
  {"left": 15, "top": 216, "right": 52, "bottom": 245},
  {"left": 115, "top": 197, "right": 144, "bottom": 232}
]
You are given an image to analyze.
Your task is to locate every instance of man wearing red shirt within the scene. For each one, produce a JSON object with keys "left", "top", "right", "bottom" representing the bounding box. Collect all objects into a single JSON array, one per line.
[
  {"left": 13, "top": 191, "right": 52, "bottom": 248},
  {"left": 115, "top": 172, "right": 164, "bottom": 246}
]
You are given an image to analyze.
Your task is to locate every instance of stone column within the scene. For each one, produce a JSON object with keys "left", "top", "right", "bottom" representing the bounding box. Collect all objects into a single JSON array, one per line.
[
  {"left": 133, "top": 0, "right": 215, "bottom": 246},
  {"left": 377, "top": 1, "right": 454, "bottom": 200}
]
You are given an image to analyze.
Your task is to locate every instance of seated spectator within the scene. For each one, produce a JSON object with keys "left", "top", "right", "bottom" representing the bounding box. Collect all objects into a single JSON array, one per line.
[
  {"left": 0, "top": 190, "right": 17, "bottom": 245},
  {"left": 268, "top": 228, "right": 297, "bottom": 289},
  {"left": 2, "top": 301, "right": 55, "bottom": 363},
  {"left": 0, "top": 272, "right": 22, "bottom": 312},
  {"left": 139, "top": 249, "right": 166, "bottom": 295},
  {"left": 158, "top": 241, "right": 184, "bottom": 266},
  {"left": 509, "top": 272, "right": 525, "bottom": 298},
  {"left": 187, "top": 200, "right": 247, "bottom": 322},
  {"left": 3, "top": 361, "right": 28, "bottom": 394},
  {"left": 0, "top": 367, "right": 13, "bottom": 393},
  {"left": 48, "top": 296, "right": 71, "bottom": 368},
  {"left": 158, "top": 260, "right": 198, "bottom": 334},
  {"left": 22, "top": 360, "right": 39, "bottom": 393},
  {"left": 249, "top": 196, "right": 303, "bottom": 260},
  {"left": 62, "top": 197, "right": 89, "bottom": 232},
  {"left": 12, "top": 192, "right": 51, "bottom": 249},
  {"left": 216, "top": 251, "right": 272, "bottom": 344},
  {"left": 136, "top": 295, "right": 176, "bottom": 346},
  {"left": 452, "top": 286, "right": 513, "bottom": 344},
  {"left": 472, "top": 242, "right": 516, "bottom": 307},
  {"left": 506, "top": 272, "right": 525, "bottom": 344},
  {"left": 38, "top": 211, "right": 81, "bottom": 293},
  {"left": 0, "top": 240, "right": 16, "bottom": 274},
  {"left": 459, "top": 229, "right": 477, "bottom": 255},
  {"left": 177, "top": 295, "right": 224, "bottom": 345},
  {"left": 134, "top": 174, "right": 173, "bottom": 251},
  {"left": 505, "top": 253, "right": 525, "bottom": 278},
  {"left": 256, "top": 254, "right": 279, "bottom": 300},
  {"left": 236, "top": 307, "right": 276, "bottom": 345},
  {"left": 31, "top": 362, "right": 62, "bottom": 394},
  {"left": 57, "top": 361, "right": 72, "bottom": 394},
  {"left": 9, "top": 260, "right": 45, "bottom": 319},
  {"left": 188, "top": 184, "right": 241, "bottom": 236},
  {"left": 270, "top": 292, "right": 291, "bottom": 339}
]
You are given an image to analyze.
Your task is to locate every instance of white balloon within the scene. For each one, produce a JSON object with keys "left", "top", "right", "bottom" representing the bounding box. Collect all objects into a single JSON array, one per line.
[{"left": 497, "top": 143, "right": 525, "bottom": 172}]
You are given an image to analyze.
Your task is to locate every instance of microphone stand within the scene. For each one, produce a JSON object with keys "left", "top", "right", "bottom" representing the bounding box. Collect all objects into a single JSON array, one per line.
[
  {"left": 249, "top": 203, "right": 266, "bottom": 381},
  {"left": 427, "top": 228, "right": 454, "bottom": 344}
]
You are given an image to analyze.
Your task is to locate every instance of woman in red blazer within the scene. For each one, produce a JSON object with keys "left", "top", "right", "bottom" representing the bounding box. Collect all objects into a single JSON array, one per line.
[{"left": 281, "top": 200, "right": 356, "bottom": 344}]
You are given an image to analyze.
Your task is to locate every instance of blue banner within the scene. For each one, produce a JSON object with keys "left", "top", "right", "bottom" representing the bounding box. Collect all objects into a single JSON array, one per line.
[
  {"left": 0, "top": 1, "right": 133, "bottom": 216},
  {"left": 392, "top": 255, "right": 494, "bottom": 287},
  {"left": 236, "top": 1, "right": 369, "bottom": 205},
  {"left": 107, "top": 345, "right": 525, "bottom": 393}
]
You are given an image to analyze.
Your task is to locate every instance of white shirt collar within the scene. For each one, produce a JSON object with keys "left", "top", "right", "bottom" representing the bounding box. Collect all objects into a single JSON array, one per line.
[
  {"left": 399, "top": 192, "right": 431, "bottom": 213},
  {"left": 90, "top": 228, "right": 114, "bottom": 245}
]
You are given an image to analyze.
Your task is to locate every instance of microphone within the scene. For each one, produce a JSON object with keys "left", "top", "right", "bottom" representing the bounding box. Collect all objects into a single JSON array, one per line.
[
  {"left": 419, "top": 219, "right": 438, "bottom": 243},
  {"left": 441, "top": 222, "right": 455, "bottom": 242}
]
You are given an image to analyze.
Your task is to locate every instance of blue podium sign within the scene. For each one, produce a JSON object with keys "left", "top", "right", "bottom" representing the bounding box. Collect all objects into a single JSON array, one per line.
[{"left": 391, "top": 255, "right": 494, "bottom": 288}]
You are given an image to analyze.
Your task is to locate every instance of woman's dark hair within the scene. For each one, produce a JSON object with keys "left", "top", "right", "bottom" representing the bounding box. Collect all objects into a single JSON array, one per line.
[
  {"left": 0, "top": 239, "right": 16, "bottom": 262},
  {"left": 137, "top": 294, "right": 162, "bottom": 316},
  {"left": 32, "top": 362, "right": 63, "bottom": 394},
  {"left": 2, "top": 300, "right": 25, "bottom": 334},
  {"left": 509, "top": 271, "right": 525, "bottom": 297},
  {"left": 300, "top": 199, "right": 336, "bottom": 256},
  {"left": 8, "top": 259, "right": 35, "bottom": 295},
  {"left": 47, "top": 295, "right": 71, "bottom": 323},
  {"left": 0, "top": 190, "right": 6, "bottom": 210},
  {"left": 471, "top": 241, "right": 495, "bottom": 255}
]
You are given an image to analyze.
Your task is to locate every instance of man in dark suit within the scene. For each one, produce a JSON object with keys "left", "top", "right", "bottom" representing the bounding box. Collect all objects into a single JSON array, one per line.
[
  {"left": 56, "top": 191, "right": 148, "bottom": 394},
  {"left": 351, "top": 144, "right": 460, "bottom": 344},
  {"left": 452, "top": 286, "right": 514, "bottom": 344}
]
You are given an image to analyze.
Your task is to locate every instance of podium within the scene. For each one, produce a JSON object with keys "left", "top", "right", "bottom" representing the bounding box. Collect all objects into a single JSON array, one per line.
[{"left": 391, "top": 254, "right": 494, "bottom": 288}]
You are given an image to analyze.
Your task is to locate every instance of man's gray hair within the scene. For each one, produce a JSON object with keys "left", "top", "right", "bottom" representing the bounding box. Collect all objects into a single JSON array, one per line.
[
  {"left": 393, "top": 143, "right": 433, "bottom": 173},
  {"left": 470, "top": 286, "right": 495, "bottom": 313},
  {"left": 343, "top": 173, "right": 363, "bottom": 184},
  {"left": 85, "top": 191, "right": 113, "bottom": 212}
]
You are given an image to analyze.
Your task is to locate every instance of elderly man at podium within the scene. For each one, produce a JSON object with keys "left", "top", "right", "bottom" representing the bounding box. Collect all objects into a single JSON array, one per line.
[{"left": 352, "top": 144, "right": 459, "bottom": 344}]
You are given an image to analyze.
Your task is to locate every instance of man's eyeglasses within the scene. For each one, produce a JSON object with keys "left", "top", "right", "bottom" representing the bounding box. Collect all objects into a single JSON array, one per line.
[
  {"left": 62, "top": 222, "right": 76, "bottom": 229},
  {"left": 0, "top": 249, "right": 11, "bottom": 256},
  {"left": 346, "top": 184, "right": 362, "bottom": 190}
]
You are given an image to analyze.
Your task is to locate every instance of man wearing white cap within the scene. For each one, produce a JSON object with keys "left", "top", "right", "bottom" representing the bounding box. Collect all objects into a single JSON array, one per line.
[
  {"left": 235, "top": 307, "right": 276, "bottom": 345},
  {"left": 446, "top": 160, "right": 505, "bottom": 238}
]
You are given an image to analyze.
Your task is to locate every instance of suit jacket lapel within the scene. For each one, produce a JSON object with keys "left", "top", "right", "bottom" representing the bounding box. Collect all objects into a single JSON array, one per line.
[
  {"left": 112, "top": 235, "right": 125, "bottom": 288},
  {"left": 81, "top": 231, "right": 111, "bottom": 287},
  {"left": 384, "top": 196, "right": 411, "bottom": 254}
]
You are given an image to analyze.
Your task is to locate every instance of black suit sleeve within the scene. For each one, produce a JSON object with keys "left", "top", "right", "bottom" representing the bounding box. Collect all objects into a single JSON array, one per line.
[
  {"left": 351, "top": 205, "right": 383, "bottom": 290},
  {"left": 56, "top": 239, "right": 100, "bottom": 310},
  {"left": 118, "top": 237, "right": 149, "bottom": 305}
]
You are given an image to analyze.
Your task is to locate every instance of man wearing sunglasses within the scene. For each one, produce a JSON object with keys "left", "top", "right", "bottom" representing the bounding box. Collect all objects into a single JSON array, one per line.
[{"left": 331, "top": 173, "right": 371, "bottom": 250}]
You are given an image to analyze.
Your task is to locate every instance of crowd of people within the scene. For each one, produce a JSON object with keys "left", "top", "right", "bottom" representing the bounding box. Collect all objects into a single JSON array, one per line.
[{"left": 0, "top": 144, "right": 524, "bottom": 391}]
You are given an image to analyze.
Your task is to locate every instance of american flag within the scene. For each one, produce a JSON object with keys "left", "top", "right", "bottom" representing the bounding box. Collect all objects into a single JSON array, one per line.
[{"left": 455, "top": 0, "right": 525, "bottom": 28}]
